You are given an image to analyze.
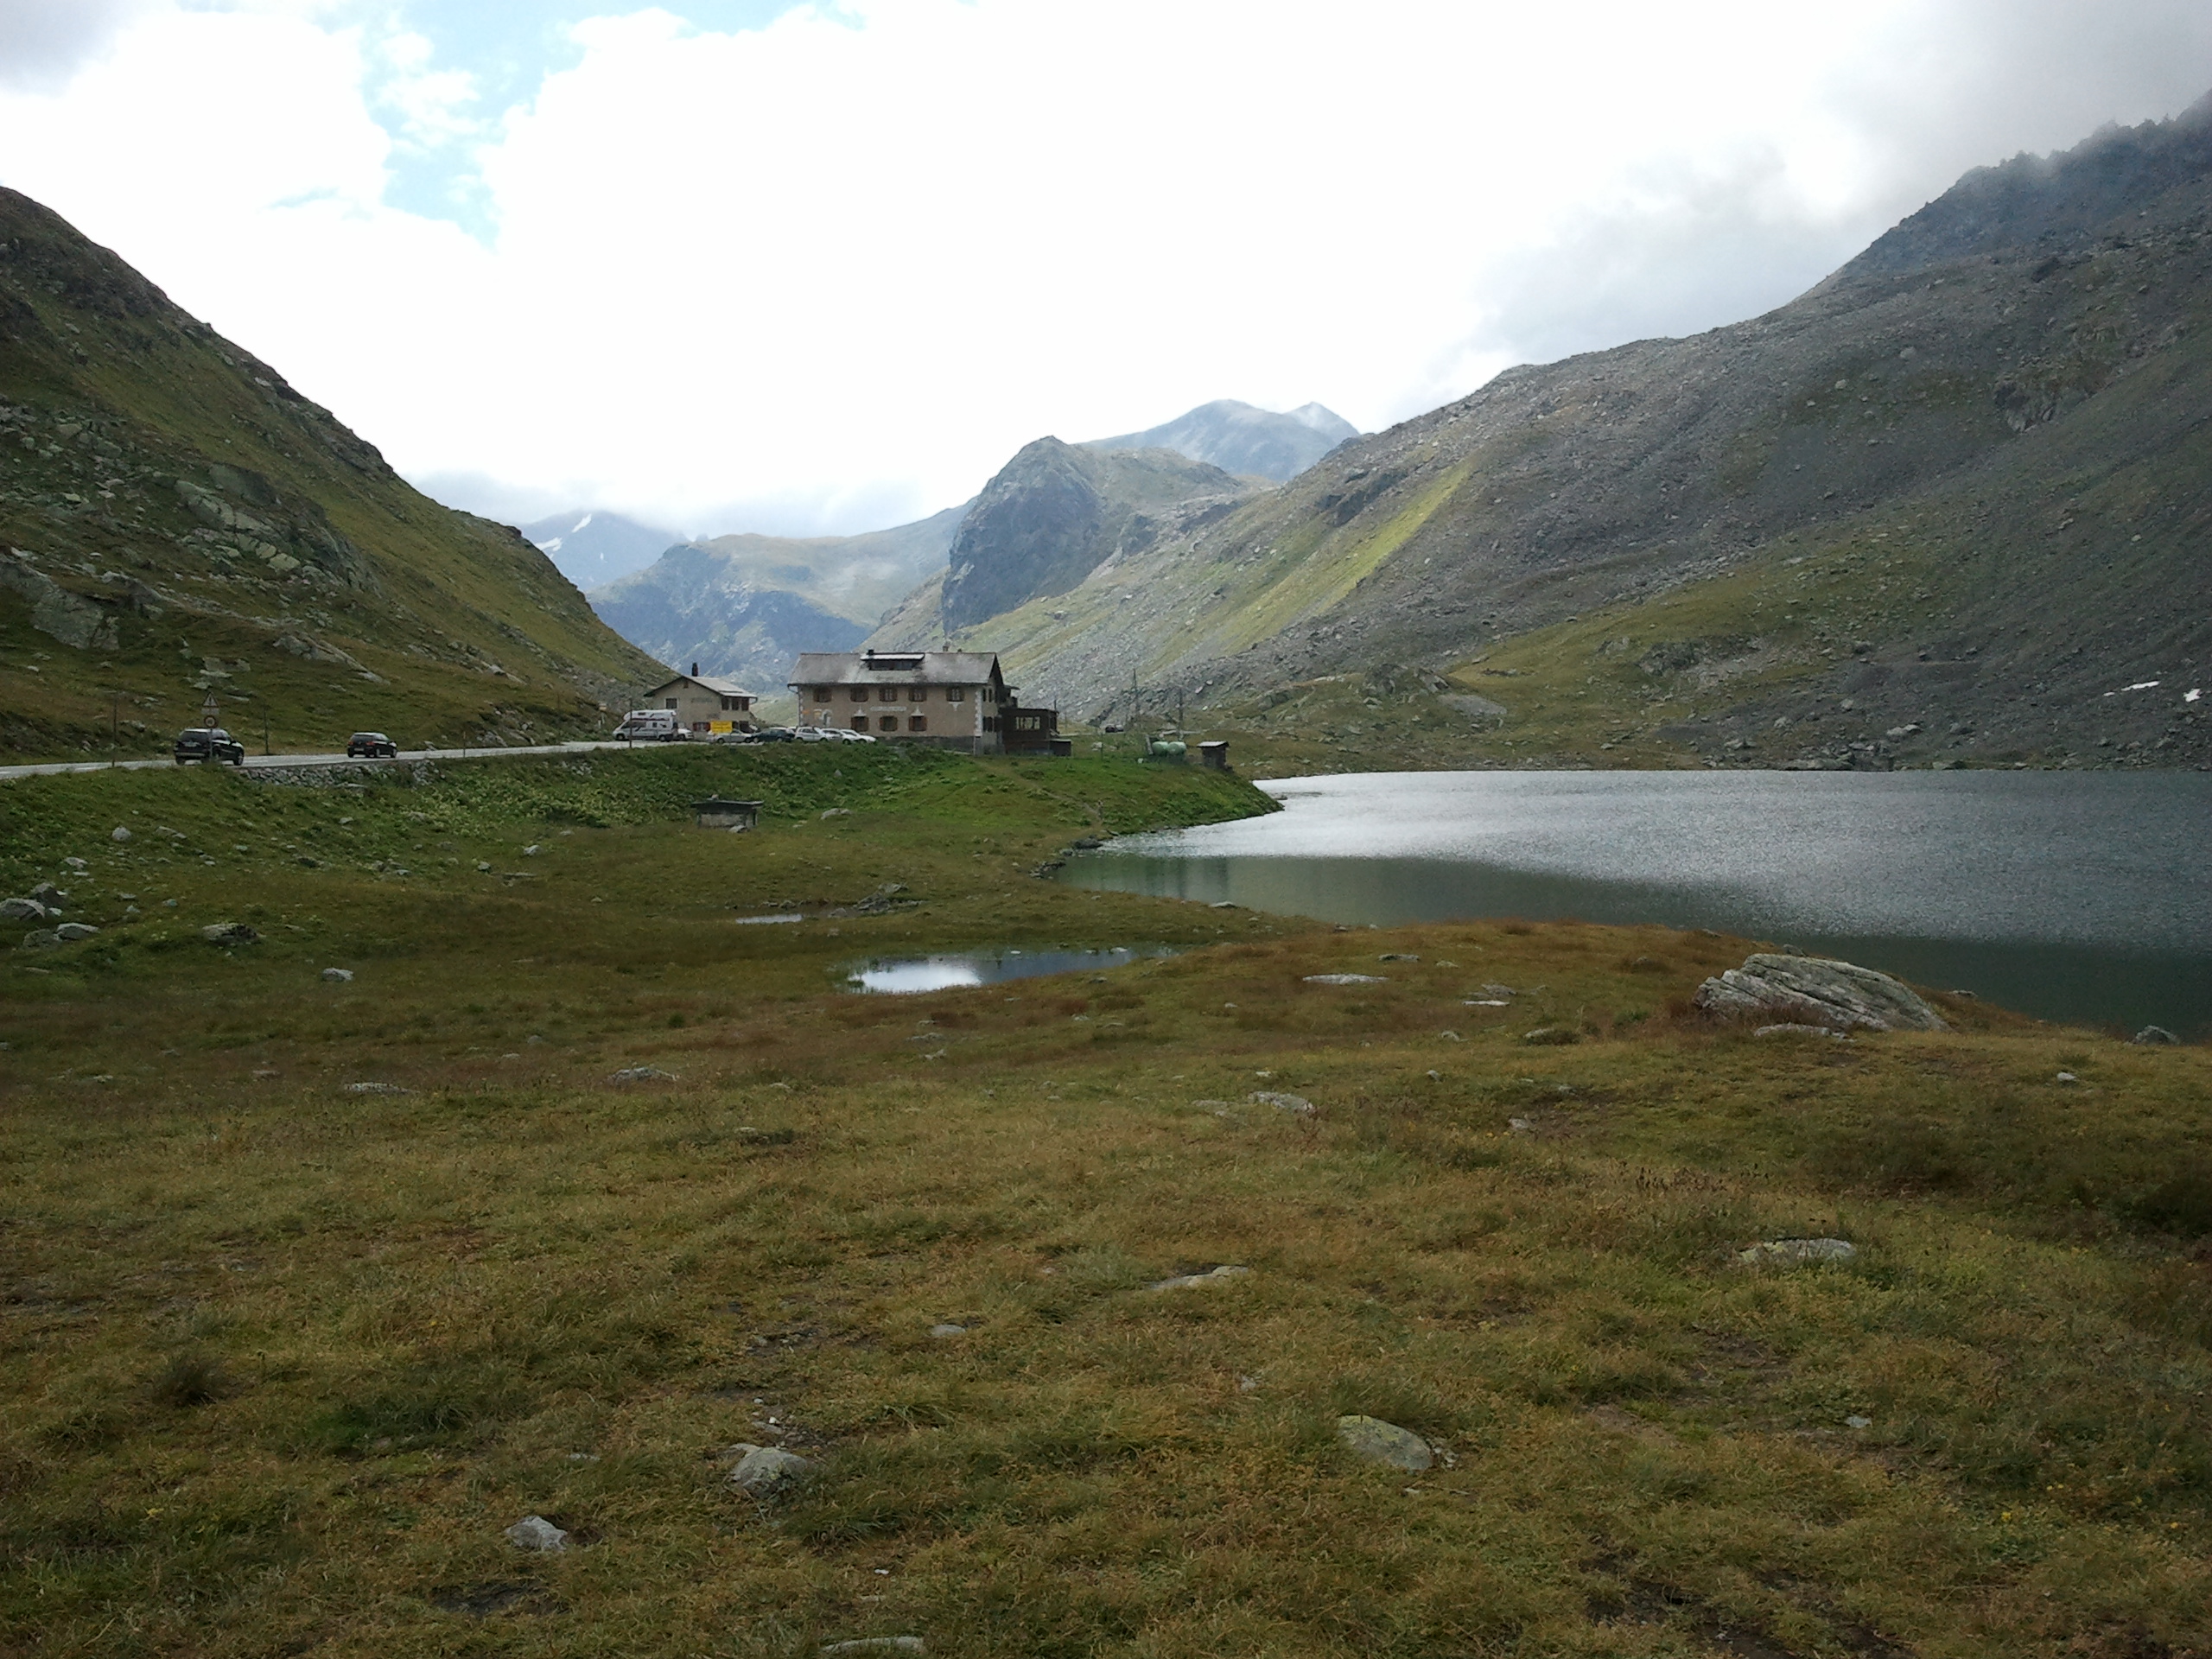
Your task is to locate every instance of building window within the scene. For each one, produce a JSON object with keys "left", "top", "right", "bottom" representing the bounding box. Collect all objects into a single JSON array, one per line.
[
  {"left": 908, "top": 715, "right": 926, "bottom": 733},
  {"left": 811, "top": 687, "right": 830, "bottom": 703},
  {"left": 879, "top": 686, "right": 898, "bottom": 702},
  {"left": 944, "top": 686, "right": 964, "bottom": 702},
  {"left": 910, "top": 685, "right": 927, "bottom": 702},
  {"left": 849, "top": 687, "right": 868, "bottom": 702},
  {"left": 852, "top": 715, "right": 869, "bottom": 732},
  {"left": 983, "top": 715, "right": 997, "bottom": 733},
  {"left": 664, "top": 698, "right": 679, "bottom": 710}
]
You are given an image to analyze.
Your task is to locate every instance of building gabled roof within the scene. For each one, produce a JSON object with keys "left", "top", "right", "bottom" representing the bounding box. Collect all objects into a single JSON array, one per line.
[
  {"left": 646, "top": 672, "right": 758, "bottom": 699},
  {"left": 788, "top": 649, "right": 1004, "bottom": 689}
]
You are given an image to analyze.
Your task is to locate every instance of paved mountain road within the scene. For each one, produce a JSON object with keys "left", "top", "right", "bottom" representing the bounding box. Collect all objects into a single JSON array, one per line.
[{"left": 0, "top": 740, "right": 660, "bottom": 782}]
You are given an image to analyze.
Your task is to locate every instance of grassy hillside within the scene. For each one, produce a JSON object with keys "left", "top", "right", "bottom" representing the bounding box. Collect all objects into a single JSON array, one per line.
[
  {"left": 0, "top": 188, "right": 666, "bottom": 760},
  {"left": 3, "top": 749, "right": 2209, "bottom": 1656}
]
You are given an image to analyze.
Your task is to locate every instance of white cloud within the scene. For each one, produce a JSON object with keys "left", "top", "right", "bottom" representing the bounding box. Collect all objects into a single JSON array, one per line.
[{"left": 3, "top": 0, "right": 2210, "bottom": 534}]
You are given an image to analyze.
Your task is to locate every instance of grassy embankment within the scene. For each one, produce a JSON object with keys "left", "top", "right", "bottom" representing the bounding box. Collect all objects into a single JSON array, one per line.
[{"left": 3, "top": 745, "right": 2210, "bottom": 1658}]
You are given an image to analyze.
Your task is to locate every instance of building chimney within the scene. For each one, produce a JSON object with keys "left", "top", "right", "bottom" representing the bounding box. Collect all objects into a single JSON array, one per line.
[{"left": 691, "top": 662, "right": 699, "bottom": 677}]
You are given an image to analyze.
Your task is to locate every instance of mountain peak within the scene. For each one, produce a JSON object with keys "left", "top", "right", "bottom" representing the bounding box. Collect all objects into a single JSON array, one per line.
[{"left": 1085, "top": 399, "right": 1358, "bottom": 481}]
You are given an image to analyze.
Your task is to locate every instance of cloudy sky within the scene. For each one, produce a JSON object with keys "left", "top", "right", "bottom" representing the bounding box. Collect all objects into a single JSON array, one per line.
[{"left": 3, "top": 1, "right": 2209, "bottom": 538}]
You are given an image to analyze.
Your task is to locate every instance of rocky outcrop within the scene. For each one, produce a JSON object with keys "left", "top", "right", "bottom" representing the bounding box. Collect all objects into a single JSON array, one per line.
[
  {"left": 936, "top": 438, "right": 1255, "bottom": 631},
  {"left": 1086, "top": 399, "right": 1357, "bottom": 482},
  {"left": 1694, "top": 953, "right": 1947, "bottom": 1032}
]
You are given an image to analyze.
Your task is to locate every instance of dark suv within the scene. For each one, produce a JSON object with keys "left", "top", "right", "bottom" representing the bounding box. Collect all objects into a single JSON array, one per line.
[
  {"left": 346, "top": 731, "right": 398, "bottom": 759},
  {"left": 174, "top": 728, "right": 246, "bottom": 766}
]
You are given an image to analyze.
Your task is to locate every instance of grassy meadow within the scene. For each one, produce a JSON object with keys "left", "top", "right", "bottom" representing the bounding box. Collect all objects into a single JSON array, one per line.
[{"left": 3, "top": 745, "right": 2209, "bottom": 1657}]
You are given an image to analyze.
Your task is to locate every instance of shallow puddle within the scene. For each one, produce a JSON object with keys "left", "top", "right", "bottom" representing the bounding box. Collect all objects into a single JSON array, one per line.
[{"left": 842, "top": 944, "right": 1174, "bottom": 994}]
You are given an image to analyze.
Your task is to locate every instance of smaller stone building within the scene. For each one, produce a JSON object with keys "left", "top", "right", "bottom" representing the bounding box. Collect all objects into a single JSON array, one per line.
[{"left": 643, "top": 664, "right": 760, "bottom": 735}]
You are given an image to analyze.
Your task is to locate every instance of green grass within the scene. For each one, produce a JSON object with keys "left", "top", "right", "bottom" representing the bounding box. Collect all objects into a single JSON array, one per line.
[{"left": 3, "top": 750, "right": 2209, "bottom": 1656}]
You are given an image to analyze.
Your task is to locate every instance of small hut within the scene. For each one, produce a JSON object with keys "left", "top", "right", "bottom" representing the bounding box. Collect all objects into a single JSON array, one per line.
[{"left": 693, "top": 797, "right": 762, "bottom": 831}]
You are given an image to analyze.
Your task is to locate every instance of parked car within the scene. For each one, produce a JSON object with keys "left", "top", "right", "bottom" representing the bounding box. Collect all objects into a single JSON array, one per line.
[
  {"left": 174, "top": 727, "right": 245, "bottom": 766},
  {"left": 750, "top": 726, "right": 797, "bottom": 743},
  {"left": 613, "top": 709, "right": 686, "bottom": 741},
  {"left": 346, "top": 731, "right": 397, "bottom": 759},
  {"left": 836, "top": 728, "right": 878, "bottom": 743},
  {"left": 792, "top": 726, "right": 837, "bottom": 743}
]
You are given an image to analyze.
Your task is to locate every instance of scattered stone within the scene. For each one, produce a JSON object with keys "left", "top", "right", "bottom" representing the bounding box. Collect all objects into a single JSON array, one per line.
[
  {"left": 1147, "top": 1265, "right": 1250, "bottom": 1292},
  {"left": 1465, "top": 998, "right": 1509, "bottom": 1007},
  {"left": 200, "top": 923, "right": 259, "bottom": 945},
  {"left": 1738, "top": 1237, "right": 1858, "bottom": 1267},
  {"left": 522, "top": 845, "right": 540, "bottom": 856},
  {"left": 728, "top": 1444, "right": 815, "bottom": 1496},
  {"left": 1440, "top": 1030, "right": 1463, "bottom": 1041},
  {"left": 1522, "top": 1027, "right": 1579, "bottom": 1046},
  {"left": 1377, "top": 952, "right": 1420, "bottom": 962},
  {"left": 475, "top": 861, "right": 493, "bottom": 873},
  {"left": 1694, "top": 953, "right": 1947, "bottom": 1032},
  {"left": 1507, "top": 1116, "right": 1535, "bottom": 1132},
  {"left": 1237, "top": 1375, "right": 1261, "bottom": 1393},
  {"left": 1192, "top": 1099, "right": 1236, "bottom": 1113},
  {"left": 62, "top": 856, "right": 87, "bottom": 871},
  {"left": 0, "top": 898, "right": 48, "bottom": 921},
  {"left": 2055, "top": 1071, "right": 2078, "bottom": 1084},
  {"left": 608, "top": 1066, "right": 678, "bottom": 1084},
  {"left": 346, "top": 1081, "right": 414, "bottom": 1095},
  {"left": 54, "top": 923, "right": 98, "bottom": 941},
  {"left": 1753, "top": 1022, "right": 1845, "bottom": 1040},
  {"left": 21, "top": 928, "right": 61, "bottom": 950},
  {"left": 321, "top": 967, "right": 354, "bottom": 982},
  {"left": 504, "top": 1515, "right": 569, "bottom": 1552},
  {"left": 1335, "top": 1414, "right": 1433, "bottom": 1471},
  {"left": 1208, "top": 900, "right": 1239, "bottom": 909},
  {"left": 820, "top": 808, "right": 852, "bottom": 819},
  {"left": 2133, "top": 1025, "right": 2180, "bottom": 1046},
  {"left": 29, "top": 883, "right": 64, "bottom": 906},
  {"left": 929, "top": 1323, "right": 967, "bottom": 1338},
  {"left": 821, "top": 1640, "right": 925, "bottom": 1656},
  {"left": 110, "top": 826, "right": 131, "bottom": 842},
  {"left": 1249, "top": 1090, "right": 1314, "bottom": 1115},
  {"left": 1482, "top": 983, "right": 1516, "bottom": 997},
  {"left": 1303, "top": 973, "right": 1384, "bottom": 985},
  {"left": 1846, "top": 1415, "right": 1873, "bottom": 1430}
]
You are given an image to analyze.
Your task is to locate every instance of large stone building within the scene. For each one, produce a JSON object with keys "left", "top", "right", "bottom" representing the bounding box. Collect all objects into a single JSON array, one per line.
[
  {"left": 641, "top": 664, "right": 760, "bottom": 735},
  {"left": 789, "top": 649, "right": 1034, "bottom": 753}
]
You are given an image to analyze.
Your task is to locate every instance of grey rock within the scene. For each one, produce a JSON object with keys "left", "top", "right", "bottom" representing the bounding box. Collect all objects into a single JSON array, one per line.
[
  {"left": 29, "top": 883, "right": 63, "bottom": 906},
  {"left": 21, "top": 928, "right": 61, "bottom": 950},
  {"left": 0, "top": 898, "right": 49, "bottom": 920},
  {"left": 1147, "top": 1263, "right": 1251, "bottom": 1292},
  {"left": 504, "top": 1515, "right": 569, "bottom": 1552},
  {"left": 2133, "top": 1025, "right": 2180, "bottom": 1046},
  {"left": 1303, "top": 973, "right": 1384, "bottom": 985},
  {"left": 1738, "top": 1237, "right": 1858, "bottom": 1267},
  {"left": 608, "top": 1066, "right": 677, "bottom": 1084},
  {"left": 1335, "top": 1414, "right": 1433, "bottom": 1471},
  {"left": 1249, "top": 1090, "right": 1314, "bottom": 1115},
  {"left": 110, "top": 826, "right": 131, "bottom": 842},
  {"left": 200, "top": 923, "right": 259, "bottom": 945},
  {"left": 321, "top": 967, "right": 354, "bottom": 982},
  {"left": 1694, "top": 953, "right": 1946, "bottom": 1032},
  {"left": 346, "top": 1081, "right": 413, "bottom": 1095},
  {"left": 1522, "top": 1027, "right": 1580, "bottom": 1046},
  {"left": 1377, "top": 952, "right": 1420, "bottom": 962},
  {"left": 728, "top": 1444, "right": 815, "bottom": 1496},
  {"left": 2055, "top": 1071, "right": 2079, "bottom": 1084},
  {"left": 54, "top": 923, "right": 99, "bottom": 941},
  {"left": 821, "top": 1640, "right": 925, "bottom": 1656},
  {"left": 929, "top": 1323, "right": 967, "bottom": 1338},
  {"left": 1753, "top": 1022, "right": 1845, "bottom": 1040},
  {"left": 1482, "top": 984, "right": 1516, "bottom": 997},
  {"left": 61, "top": 857, "right": 87, "bottom": 871},
  {"left": 1846, "top": 1414, "right": 1873, "bottom": 1430}
]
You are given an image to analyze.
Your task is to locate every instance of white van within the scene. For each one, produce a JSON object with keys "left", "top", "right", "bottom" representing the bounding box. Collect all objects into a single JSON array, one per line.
[{"left": 613, "top": 709, "right": 686, "bottom": 741}]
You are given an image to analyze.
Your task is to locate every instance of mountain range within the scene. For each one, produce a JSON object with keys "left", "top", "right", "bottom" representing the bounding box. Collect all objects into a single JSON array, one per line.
[
  {"left": 912, "top": 95, "right": 2212, "bottom": 772},
  {"left": 0, "top": 189, "right": 663, "bottom": 756},
  {"left": 522, "top": 509, "right": 680, "bottom": 590},
  {"left": 579, "top": 400, "right": 1355, "bottom": 693}
]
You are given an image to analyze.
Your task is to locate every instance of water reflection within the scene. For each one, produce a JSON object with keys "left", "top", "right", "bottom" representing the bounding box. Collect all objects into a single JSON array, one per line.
[
  {"left": 1059, "top": 770, "right": 2212, "bottom": 1036},
  {"left": 843, "top": 944, "right": 1176, "bottom": 995}
]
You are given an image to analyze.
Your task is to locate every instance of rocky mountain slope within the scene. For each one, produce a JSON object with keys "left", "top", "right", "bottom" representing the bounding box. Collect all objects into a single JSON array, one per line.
[
  {"left": 868, "top": 439, "right": 1260, "bottom": 652},
  {"left": 0, "top": 189, "right": 665, "bottom": 758},
  {"left": 522, "top": 508, "right": 679, "bottom": 589},
  {"left": 588, "top": 508, "right": 961, "bottom": 693},
  {"left": 944, "top": 96, "right": 2212, "bottom": 771},
  {"left": 1085, "top": 398, "right": 1357, "bottom": 481}
]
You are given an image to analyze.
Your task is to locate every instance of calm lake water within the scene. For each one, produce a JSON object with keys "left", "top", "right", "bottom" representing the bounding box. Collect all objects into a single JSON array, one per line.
[{"left": 1059, "top": 770, "right": 2212, "bottom": 1037}]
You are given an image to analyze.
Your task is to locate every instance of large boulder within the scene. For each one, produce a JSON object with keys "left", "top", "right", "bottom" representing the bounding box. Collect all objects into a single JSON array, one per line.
[{"left": 1694, "top": 954, "right": 1946, "bottom": 1032}]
